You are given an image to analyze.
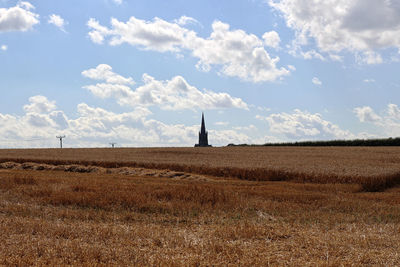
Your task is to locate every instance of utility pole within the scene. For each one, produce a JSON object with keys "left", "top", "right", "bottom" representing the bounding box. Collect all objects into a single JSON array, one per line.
[
  {"left": 109, "top": 142, "right": 117, "bottom": 148},
  {"left": 56, "top": 135, "right": 66, "bottom": 148}
]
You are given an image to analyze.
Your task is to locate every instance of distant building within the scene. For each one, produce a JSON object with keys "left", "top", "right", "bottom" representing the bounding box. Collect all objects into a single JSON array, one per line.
[{"left": 195, "top": 113, "right": 211, "bottom": 147}]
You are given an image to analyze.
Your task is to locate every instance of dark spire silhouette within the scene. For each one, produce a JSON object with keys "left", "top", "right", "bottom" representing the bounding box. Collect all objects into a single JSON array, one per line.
[
  {"left": 200, "top": 113, "right": 206, "bottom": 134},
  {"left": 195, "top": 112, "right": 211, "bottom": 147}
]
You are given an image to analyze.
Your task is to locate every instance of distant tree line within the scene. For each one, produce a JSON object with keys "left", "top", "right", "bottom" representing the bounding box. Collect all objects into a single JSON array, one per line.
[{"left": 227, "top": 137, "right": 400, "bottom": 147}]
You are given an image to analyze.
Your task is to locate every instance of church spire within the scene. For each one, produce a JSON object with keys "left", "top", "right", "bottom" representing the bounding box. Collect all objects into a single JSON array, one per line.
[
  {"left": 200, "top": 112, "right": 206, "bottom": 134},
  {"left": 195, "top": 112, "right": 211, "bottom": 147}
]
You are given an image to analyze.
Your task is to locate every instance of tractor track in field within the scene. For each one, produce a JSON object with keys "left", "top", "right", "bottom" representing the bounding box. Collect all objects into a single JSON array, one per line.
[{"left": 0, "top": 161, "right": 213, "bottom": 182}]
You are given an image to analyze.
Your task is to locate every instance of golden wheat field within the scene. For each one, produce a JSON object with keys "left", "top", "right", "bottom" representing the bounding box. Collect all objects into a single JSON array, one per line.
[
  {"left": 1, "top": 147, "right": 400, "bottom": 265},
  {"left": 1, "top": 146, "right": 400, "bottom": 190}
]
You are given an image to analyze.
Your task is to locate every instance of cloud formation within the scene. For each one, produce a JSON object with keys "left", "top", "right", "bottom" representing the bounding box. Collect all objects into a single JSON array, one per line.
[
  {"left": 354, "top": 104, "right": 400, "bottom": 137},
  {"left": 257, "top": 109, "right": 354, "bottom": 140},
  {"left": 0, "top": 2, "right": 39, "bottom": 32},
  {"left": 262, "top": 31, "right": 281, "bottom": 49},
  {"left": 82, "top": 64, "right": 135, "bottom": 85},
  {"left": 82, "top": 64, "right": 248, "bottom": 110},
  {"left": 354, "top": 106, "right": 381, "bottom": 123},
  {"left": 269, "top": 0, "right": 400, "bottom": 64},
  {"left": 0, "top": 95, "right": 252, "bottom": 148},
  {"left": 0, "top": 96, "right": 69, "bottom": 147},
  {"left": 48, "top": 14, "right": 67, "bottom": 32},
  {"left": 23, "top": 95, "right": 57, "bottom": 114},
  {"left": 174, "top": 16, "right": 200, "bottom": 26},
  {"left": 87, "top": 16, "right": 290, "bottom": 82},
  {"left": 312, "top": 77, "right": 322, "bottom": 86}
]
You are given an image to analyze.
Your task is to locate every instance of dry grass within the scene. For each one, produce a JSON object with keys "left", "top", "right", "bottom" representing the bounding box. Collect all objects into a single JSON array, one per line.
[
  {"left": 1, "top": 147, "right": 400, "bottom": 265},
  {"left": 1, "top": 169, "right": 400, "bottom": 265},
  {"left": 1, "top": 147, "right": 400, "bottom": 190}
]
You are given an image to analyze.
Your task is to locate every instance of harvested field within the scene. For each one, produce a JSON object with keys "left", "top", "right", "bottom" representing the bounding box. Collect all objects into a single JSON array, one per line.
[
  {"left": 1, "top": 147, "right": 400, "bottom": 191},
  {"left": 0, "top": 161, "right": 210, "bottom": 181},
  {"left": 2, "top": 147, "right": 400, "bottom": 176},
  {"left": 1, "top": 147, "right": 400, "bottom": 265},
  {"left": 1, "top": 169, "right": 400, "bottom": 265}
]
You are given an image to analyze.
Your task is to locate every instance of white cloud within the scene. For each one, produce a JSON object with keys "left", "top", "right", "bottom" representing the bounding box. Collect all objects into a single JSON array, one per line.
[
  {"left": 262, "top": 31, "right": 281, "bottom": 49},
  {"left": 191, "top": 21, "right": 290, "bottom": 82},
  {"left": 87, "top": 16, "right": 290, "bottom": 83},
  {"left": 48, "top": 14, "right": 67, "bottom": 32},
  {"left": 87, "top": 19, "right": 109, "bottom": 44},
  {"left": 83, "top": 83, "right": 132, "bottom": 100},
  {"left": 312, "top": 77, "right": 322, "bottom": 86},
  {"left": 0, "top": 96, "right": 70, "bottom": 148},
  {"left": 258, "top": 109, "right": 355, "bottom": 140},
  {"left": 300, "top": 50, "right": 325, "bottom": 61},
  {"left": 18, "top": 2, "right": 34, "bottom": 10},
  {"left": 174, "top": 16, "right": 199, "bottom": 26},
  {"left": 353, "top": 106, "right": 381, "bottom": 123},
  {"left": 354, "top": 104, "right": 400, "bottom": 137},
  {"left": 0, "top": 96, "right": 252, "bottom": 148},
  {"left": 82, "top": 64, "right": 135, "bottom": 85},
  {"left": 112, "top": 0, "right": 123, "bottom": 5},
  {"left": 387, "top": 104, "right": 400, "bottom": 120},
  {"left": 0, "top": 2, "right": 39, "bottom": 32},
  {"left": 23, "top": 95, "right": 57, "bottom": 114},
  {"left": 269, "top": 0, "right": 400, "bottom": 63},
  {"left": 356, "top": 51, "right": 383, "bottom": 65},
  {"left": 1, "top": 45, "right": 7, "bottom": 51},
  {"left": 87, "top": 17, "right": 188, "bottom": 51},
  {"left": 287, "top": 65, "right": 296, "bottom": 71},
  {"left": 82, "top": 64, "right": 248, "bottom": 110},
  {"left": 363, "top": 79, "right": 375, "bottom": 83}
]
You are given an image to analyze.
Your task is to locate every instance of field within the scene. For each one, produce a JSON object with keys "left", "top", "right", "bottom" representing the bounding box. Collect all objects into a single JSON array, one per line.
[
  {"left": 0, "top": 147, "right": 400, "bottom": 265},
  {"left": 2, "top": 146, "right": 400, "bottom": 190}
]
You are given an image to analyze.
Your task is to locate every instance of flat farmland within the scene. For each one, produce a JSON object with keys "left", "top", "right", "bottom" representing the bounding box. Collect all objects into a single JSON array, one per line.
[
  {"left": 1, "top": 147, "right": 400, "bottom": 173},
  {"left": 1, "top": 147, "right": 400, "bottom": 265},
  {"left": 1, "top": 146, "right": 400, "bottom": 176},
  {"left": 1, "top": 147, "right": 400, "bottom": 190},
  {"left": 1, "top": 169, "right": 400, "bottom": 265}
]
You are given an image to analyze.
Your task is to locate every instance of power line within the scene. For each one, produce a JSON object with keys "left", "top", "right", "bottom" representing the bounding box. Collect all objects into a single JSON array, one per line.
[
  {"left": 56, "top": 135, "right": 66, "bottom": 148},
  {"left": 109, "top": 142, "right": 117, "bottom": 148}
]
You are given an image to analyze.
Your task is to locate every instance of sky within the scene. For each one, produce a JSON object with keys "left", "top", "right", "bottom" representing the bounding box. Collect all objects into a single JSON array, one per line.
[{"left": 1, "top": 0, "right": 400, "bottom": 148}]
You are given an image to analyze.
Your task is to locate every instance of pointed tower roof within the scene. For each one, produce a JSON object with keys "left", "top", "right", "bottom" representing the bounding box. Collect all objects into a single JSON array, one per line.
[
  {"left": 200, "top": 112, "right": 206, "bottom": 134},
  {"left": 195, "top": 112, "right": 211, "bottom": 147}
]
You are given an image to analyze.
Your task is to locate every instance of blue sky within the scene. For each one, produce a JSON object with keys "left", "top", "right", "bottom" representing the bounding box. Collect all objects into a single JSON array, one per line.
[{"left": 1, "top": 0, "right": 400, "bottom": 147}]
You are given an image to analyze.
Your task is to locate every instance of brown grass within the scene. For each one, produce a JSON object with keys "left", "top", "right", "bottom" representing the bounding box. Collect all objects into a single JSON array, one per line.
[
  {"left": 1, "top": 169, "right": 400, "bottom": 265},
  {"left": 1, "top": 147, "right": 400, "bottom": 190}
]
